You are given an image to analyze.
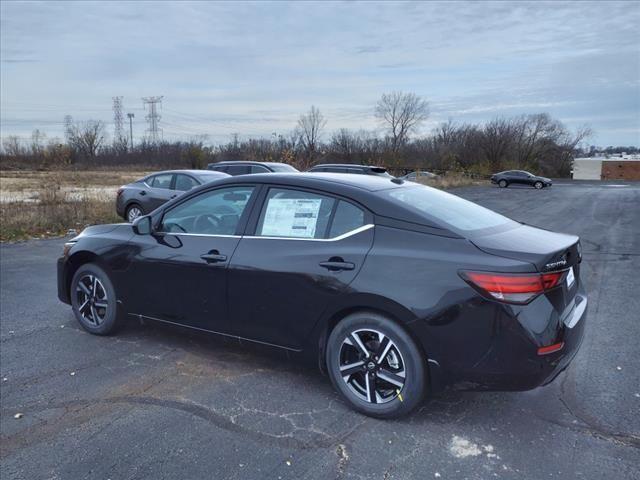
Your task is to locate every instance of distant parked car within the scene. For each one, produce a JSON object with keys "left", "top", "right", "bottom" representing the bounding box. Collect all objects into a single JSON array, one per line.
[
  {"left": 308, "top": 164, "right": 392, "bottom": 177},
  {"left": 491, "top": 170, "right": 552, "bottom": 189},
  {"left": 207, "top": 161, "right": 299, "bottom": 175},
  {"left": 116, "top": 170, "right": 229, "bottom": 222},
  {"left": 400, "top": 170, "right": 439, "bottom": 182}
]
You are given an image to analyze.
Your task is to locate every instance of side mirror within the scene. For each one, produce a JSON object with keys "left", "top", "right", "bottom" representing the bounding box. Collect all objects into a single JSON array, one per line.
[{"left": 132, "top": 215, "right": 153, "bottom": 235}]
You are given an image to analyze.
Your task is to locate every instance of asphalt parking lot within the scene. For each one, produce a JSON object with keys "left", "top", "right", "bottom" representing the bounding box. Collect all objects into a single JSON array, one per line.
[{"left": 1, "top": 181, "right": 639, "bottom": 479}]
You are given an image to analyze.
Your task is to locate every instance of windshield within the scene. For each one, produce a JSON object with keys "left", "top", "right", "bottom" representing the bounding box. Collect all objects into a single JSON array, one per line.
[
  {"left": 383, "top": 185, "right": 514, "bottom": 233},
  {"left": 269, "top": 163, "right": 299, "bottom": 172}
]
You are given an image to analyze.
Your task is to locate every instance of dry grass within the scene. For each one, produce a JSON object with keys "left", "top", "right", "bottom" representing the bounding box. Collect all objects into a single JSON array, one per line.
[
  {"left": 1, "top": 169, "right": 147, "bottom": 191},
  {"left": 0, "top": 171, "right": 126, "bottom": 242},
  {"left": 416, "top": 172, "right": 487, "bottom": 189}
]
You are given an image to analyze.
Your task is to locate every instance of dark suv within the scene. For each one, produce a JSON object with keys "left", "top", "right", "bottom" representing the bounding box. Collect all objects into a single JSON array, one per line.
[
  {"left": 307, "top": 164, "right": 392, "bottom": 177},
  {"left": 491, "top": 170, "right": 552, "bottom": 189},
  {"left": 207, "top": 161, "right": 299, "bottom": 176}
]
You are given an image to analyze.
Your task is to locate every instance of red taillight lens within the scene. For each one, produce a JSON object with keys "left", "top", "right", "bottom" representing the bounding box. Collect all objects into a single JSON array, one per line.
[{"left": 461, "top": 270, "right": 564, "bottom": 304}]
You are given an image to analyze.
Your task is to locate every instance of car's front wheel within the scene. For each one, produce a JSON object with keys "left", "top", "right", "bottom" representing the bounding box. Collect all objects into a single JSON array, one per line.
[
  {"left": 326, "top": 311, "right": 427, "bottom": 418},
  {"left": 71, "top": 263, "right": 123, "bottom": 335},
  {"left": 498, "top": 179, "right": 508, "bottom": 188},
  {"left": 534, "top": 181, "right": 544, "bottom": 189}
]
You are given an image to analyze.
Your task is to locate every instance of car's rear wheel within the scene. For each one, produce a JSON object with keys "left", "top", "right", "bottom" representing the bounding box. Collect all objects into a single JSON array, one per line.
[
  {"left": 326, "top": 311, "right": 427, "bottom": 418},
  {"left": 126, "top": 203, "right": 143, "bottom": 222},
  {"left": 71, "top": 263, "right": 123, "bottom": 335},
  {"left": 534, "top": 181, "right": 544, "bottom": 189},
  {"left": 498, "top": 179, "right": 508, "bottom": 188}
]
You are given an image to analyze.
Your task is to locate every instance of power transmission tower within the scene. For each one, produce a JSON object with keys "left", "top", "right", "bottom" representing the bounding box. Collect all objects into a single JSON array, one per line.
[
  {"left": 63, "top": 115, "right": 74, "bottom": 143},
  {"left": 142, "top": 96, "right": 163, "bottom": 144},
  {"left": 127, "top": 113, "right": 135, "bottom": 150},
  {"left": 112, "top": 96, "right": 124, "bottom": 144}
]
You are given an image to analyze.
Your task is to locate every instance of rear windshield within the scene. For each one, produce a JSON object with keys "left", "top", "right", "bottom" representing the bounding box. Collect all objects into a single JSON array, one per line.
[
  {"left": 194, "top": 171, "right": 226, "bottom": 182},
  {"left": 383, "top": 185, "right": 514, "bottom": 233}
]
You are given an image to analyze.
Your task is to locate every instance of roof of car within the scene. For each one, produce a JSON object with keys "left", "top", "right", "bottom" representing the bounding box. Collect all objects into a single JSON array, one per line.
[
  {"left": 210, "top": 172, "right": 401, "bottom": 192},
  {"left": 145, "top": 169, "right": 227, "bottom": 176},
  {"left": 209, "top": 161, "right": 291, "bottom": 166},
  {"left": 309, "top": 164, "right": 386, "bottom": 169}
]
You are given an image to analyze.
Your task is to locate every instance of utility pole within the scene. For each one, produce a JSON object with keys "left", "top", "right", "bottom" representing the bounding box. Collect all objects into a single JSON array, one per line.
[
  {"left": 142, "top": 96, "right": 163, "bottom": 144},
  {"left": 112, "top": 96, "right": 124, "bottom": 144},
  {"left": 127, "top": 113, "right": 135, "bottom": 150}
]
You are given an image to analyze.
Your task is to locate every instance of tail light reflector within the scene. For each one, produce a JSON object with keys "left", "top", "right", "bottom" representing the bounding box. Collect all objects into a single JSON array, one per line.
[
  {"left": 460, "top": 270, "right": 565, "bottom": 304},
  {"left": 537, "top": 342, "right": 564, "bottom": 355}
]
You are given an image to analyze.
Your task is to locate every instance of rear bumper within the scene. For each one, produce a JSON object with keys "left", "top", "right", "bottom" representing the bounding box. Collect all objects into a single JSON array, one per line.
[
  {"left": 426, "top": 291, "right": 587, "bottom": 392},
  {"left": 115, "top": 197, "right": 126, "bottom": 219}
]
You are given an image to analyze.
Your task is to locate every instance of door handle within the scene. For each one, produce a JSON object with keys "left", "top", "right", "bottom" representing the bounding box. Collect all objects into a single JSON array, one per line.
[
  {"left": 200, "top": 251, "right": 227, "bottom": 263},
  {"left": 319, "top": 258, "right": 355, "bottom": 272}
]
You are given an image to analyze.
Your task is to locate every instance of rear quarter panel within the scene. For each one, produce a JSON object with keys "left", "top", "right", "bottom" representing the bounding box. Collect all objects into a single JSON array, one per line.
[{"left": 344, "top": 226, "right": 535, "bottom": 381}]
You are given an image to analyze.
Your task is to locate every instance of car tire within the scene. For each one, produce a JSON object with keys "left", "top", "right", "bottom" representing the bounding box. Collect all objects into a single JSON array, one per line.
[
  {"left": 70, "top": 263, "right": 124, "bottom": 336},
  {"left": 126, "top": 203, "right": 144, "bottom": 222},
  {"left": 498, "top": 179, "right": 508, "bottom": 188},
  {"left": 326, "top": 311, "right": 427, "bottom": 419},
  {"left": 534, "top": 181, "right": 543, "bottom": 189}
]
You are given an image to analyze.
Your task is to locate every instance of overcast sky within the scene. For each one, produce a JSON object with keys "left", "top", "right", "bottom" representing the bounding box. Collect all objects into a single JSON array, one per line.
[{"left": 1, "top": 0, "right": 639, "bottom": 146}]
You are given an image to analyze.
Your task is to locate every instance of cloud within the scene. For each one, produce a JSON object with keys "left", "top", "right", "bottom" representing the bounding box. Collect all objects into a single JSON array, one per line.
[{"left": 1, "top": 0, "right": 638, "bottom": 145}]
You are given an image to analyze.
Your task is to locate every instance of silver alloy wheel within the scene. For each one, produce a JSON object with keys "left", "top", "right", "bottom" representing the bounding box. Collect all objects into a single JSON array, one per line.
[
  {"left": 127, "top": 206, "right": 142, "bottom": 222},
  {"left": 499, "top": 180, "right": 507, "bottom": 188},
  {"left": 339, "top": 329, "right": 406, "bottom": 404},
  {"left": 534, "top": 181, "right": 543, "bottom": 189},
  {"left": 75, "top": 274, "right": 108, "bottom": 326}
]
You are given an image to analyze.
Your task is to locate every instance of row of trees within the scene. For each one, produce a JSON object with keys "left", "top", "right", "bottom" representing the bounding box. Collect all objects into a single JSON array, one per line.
[{"left": 1, "top": 91, "right": 591, "bottom": 177}]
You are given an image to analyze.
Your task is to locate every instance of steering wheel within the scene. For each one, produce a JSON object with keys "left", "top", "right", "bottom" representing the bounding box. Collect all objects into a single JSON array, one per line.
[{"left": 193, "top": 213, "right": 221, "bottom": 233}]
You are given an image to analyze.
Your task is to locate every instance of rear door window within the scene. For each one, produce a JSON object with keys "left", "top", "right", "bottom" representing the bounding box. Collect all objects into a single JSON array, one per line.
[
  {"left": 149, "top": 173, "right": 174, "bottom": 189},
  {"left": 329, "top": 201, "right": 365, "bottom": 237},
  {"left": 226, "top": 165, "right": 251, "bottom": 176},
  {"left": 256, "top": 188, "right": 335, "bottom": 239},
  {"left": 174, "top": 174, "right": 200, "bottom": 191}
]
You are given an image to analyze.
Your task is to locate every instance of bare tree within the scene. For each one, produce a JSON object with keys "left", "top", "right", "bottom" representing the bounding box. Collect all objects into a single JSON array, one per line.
[
  {"left": 297, "top": 106, "right": 326, "bottom": 163},
  {"left": 375, "top": 91, "right": 429, "bottom": 152},
  {"left": 68, "top": 120, "right": 106, "bottom": 159},
  {"left": 2, "top": 135, "right": 24, "bottom": 157}
]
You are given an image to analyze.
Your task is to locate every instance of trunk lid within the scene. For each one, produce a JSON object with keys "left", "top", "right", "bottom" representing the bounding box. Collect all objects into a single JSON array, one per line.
[{"left": 470, "top": 224, "right": 580, "bottom": 273}]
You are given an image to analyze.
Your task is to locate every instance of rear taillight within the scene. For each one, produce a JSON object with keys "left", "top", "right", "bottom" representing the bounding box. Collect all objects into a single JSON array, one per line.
[{"left": 460, "top": 270, "right": 565, "bottom": 304}]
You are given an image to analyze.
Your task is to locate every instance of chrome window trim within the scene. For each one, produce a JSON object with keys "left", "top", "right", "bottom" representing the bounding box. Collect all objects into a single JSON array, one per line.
[
  {"left": 161, "top": 232, "right": 242, "bottom": 239},
  {"left": 245, "top": 223, "right": 374, "bottom": 242},
  {"left": 158, "top": 223, "right": 374, "bottom": 241}
]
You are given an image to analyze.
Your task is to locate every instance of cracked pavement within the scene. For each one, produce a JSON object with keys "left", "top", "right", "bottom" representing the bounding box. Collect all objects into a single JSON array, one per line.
[{"left": 1, "top": 181, "right": 639, "bottom": 479}]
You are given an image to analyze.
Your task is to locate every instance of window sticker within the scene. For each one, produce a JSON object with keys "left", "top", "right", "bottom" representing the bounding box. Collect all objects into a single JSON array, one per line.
[{"left": 261, "top": 198, "right": 322, "bottom": 238}]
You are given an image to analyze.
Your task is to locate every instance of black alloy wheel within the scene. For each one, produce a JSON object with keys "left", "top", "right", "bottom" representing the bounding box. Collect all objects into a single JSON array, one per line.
[
  {"left": 326, "top": 312, "right": 427, "bottom": 418},
  {"left": 71, "top": 263, "right": 123, "bottom": 335}
]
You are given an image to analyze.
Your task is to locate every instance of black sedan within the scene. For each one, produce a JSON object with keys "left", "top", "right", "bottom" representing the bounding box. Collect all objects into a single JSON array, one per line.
[
  {"left": 491, "top": 170, "right": 553, "bottom": 189},
  {"left": 58, "top": 173, "right": 586, "bottom": 418},
  {"left": 116, "top": 170, "right": 229, "bottom": 222}
]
